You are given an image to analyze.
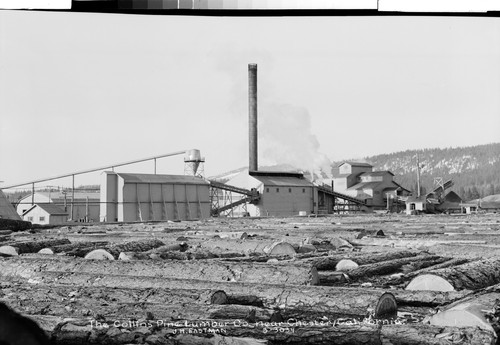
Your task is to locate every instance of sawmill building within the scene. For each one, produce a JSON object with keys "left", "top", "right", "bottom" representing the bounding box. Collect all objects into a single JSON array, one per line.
[
  {"left": 100, "top": 172, "right": 210, "bottom": 222},
  {"left": 333, "top": 162, "right": 410, "bottom": 208},
  {"left": 226, "top": 170, "right": 318, "bottom": 217}
]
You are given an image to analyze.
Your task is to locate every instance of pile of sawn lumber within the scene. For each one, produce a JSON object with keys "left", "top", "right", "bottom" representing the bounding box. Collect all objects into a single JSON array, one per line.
[{"left": 0, "top": 229, "right": 499, "bottom": 345}]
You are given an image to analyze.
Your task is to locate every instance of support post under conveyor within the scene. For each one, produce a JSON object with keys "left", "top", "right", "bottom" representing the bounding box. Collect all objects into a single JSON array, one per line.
[
  {"left": 315, "top": 184, "right": 368, "bottom": 214},
  {"left": 208, "top": 180, "right": 260, "bottom": 217}
]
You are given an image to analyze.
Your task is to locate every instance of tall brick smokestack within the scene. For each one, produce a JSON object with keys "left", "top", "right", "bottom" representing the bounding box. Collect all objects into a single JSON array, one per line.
[{"left": 248, "top": 63, "right": 258, "bottom": 172}]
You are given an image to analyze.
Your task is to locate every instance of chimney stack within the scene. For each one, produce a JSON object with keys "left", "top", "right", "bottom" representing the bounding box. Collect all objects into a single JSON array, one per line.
[{"left": 248, "top": 63, "right": 258, "bottom": 172}]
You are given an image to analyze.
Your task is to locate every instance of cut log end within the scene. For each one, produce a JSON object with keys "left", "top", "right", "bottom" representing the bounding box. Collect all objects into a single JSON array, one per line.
[
  {"left": 406, "top": 274, "right": 455, "bottom": 292},
  {"left": 37, "top": 248, "right": 54, "bottom": 255},
  {"left": 211, "top": 290, "right": 229, "bottom": 305},
  {"left": 335, "top": 259, "right": 359, "bottom": 271},
  {"left": 263, "top": 242, "right": 296, "bottom": 256},
  {"left": 374, "top": 292, "right": 398, "bottom": 319},
  {"left": 84, "top": 249, "right": 115, "bottom": 260},
  {"left": 429, "top": 302, "right": 495, "bottom": 333},
  {"left": 0, "top": 246, "right": 18, "bottom": 256}
]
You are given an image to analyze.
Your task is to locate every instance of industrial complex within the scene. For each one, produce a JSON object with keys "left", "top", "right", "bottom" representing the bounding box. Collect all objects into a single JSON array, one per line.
[{"left": 0, "top": 64, "right": 474, "bottom": 225}]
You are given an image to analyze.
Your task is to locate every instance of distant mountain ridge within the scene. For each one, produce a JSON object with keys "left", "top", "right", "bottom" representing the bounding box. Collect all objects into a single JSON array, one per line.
[{"left": 334, "top": 143, "right": 500, "bottom": 201}]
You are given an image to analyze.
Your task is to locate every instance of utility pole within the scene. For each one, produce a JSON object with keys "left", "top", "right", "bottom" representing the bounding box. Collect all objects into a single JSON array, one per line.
[{"left": 416, "top": 153, "right": 421, "bottom": 198}]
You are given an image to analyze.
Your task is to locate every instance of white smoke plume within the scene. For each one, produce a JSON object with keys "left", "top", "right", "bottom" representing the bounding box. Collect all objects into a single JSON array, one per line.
[
  {"left": 208, "top": 47, "right": 332, "bottom": 179},
  {"left": 260, "top": 103, "right": 332, "bottom": 180}
]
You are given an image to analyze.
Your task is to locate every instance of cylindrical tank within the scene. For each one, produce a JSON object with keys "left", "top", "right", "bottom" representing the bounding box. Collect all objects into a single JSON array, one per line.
[{"left": 185, "top": 149, "right": 202, "bottom": 162}]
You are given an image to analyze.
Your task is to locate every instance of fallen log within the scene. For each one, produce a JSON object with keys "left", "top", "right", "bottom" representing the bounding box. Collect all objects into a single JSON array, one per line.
[
  {"left": 0, "top": 238, "right": 71, "bottom": 255},
  {"left": 187, "top": 239, "right": 303, "bottom": 256},
  {"left": 2, "top": 272, "right": 399, "bottom": 320},
  {"left": 1, "top": 287, "right": 282, "bottom": 323},
  {"left": 30, "top": 315, "right": 496, "bottom": 345},
  {"left": 105, "top": 239, "right": 166, "bottom": 258},
  {"left": 406, "top": 258, "right": 500, "bottom": 291},
  {"left": 186, "top": 231, "right": 249, "bottom": 239},
  {"left": 45, "top": 241, "right": 109, "bottom": 254},
  {"left": 222, "top": 251, "right": 330, "bottom": 263},
  {"left": 0, "top": 256, "right": 319, "bottom": 285},
  {"left": 409, "top": 257, "right": 471, "bottom": 274},
  {"left": 64, "top": 239, "right": 170, "bottom": 258},
  {"left": 119, "top": 248, "right": 246, "bottom": 261},
  {"left": 427, "top": 293, "right": 500, "bottom": 334},
  {"left": 400, "top": 256, "right": 451, "bottom": 273},
  {"left": 345, "top": 254, "right": 442, "bottom": 281},
  {"left": 300, "top": 250, "right": 419, "bottom": 271},
  {"left": 350, "top": 237, "right": 488, "bottom": 248},
  {"left": 263, "top": 241, "right": 296, "bottom": 256},
  {"left": 386, "top": 258, "right": 471, "bottom": 286},
  {"left": 0, "top": 218, "right": 32, "bottom": 232},
  {"left": 355, "top": 229, "right": 385, "bottom": 239}
]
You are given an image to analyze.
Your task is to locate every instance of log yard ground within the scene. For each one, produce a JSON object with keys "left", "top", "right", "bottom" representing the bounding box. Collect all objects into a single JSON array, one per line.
[{"left": 1, "top": 213, "right": 500, "bottom": 345}]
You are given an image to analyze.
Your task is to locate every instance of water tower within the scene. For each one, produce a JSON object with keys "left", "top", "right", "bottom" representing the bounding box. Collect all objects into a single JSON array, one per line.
[{"left": 184, "top": 149, "right": 205, "bottom": 177}]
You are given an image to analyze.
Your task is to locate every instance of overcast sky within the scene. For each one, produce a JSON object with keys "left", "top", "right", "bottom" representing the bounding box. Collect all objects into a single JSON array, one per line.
[{"left": 1, "top": 11, "right": 499, "bottom": 188}]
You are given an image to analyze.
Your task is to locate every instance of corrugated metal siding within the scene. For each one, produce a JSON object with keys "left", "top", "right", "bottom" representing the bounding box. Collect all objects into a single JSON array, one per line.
[{"left": 106, "top": 173, "right": 210, "bottom": 222}]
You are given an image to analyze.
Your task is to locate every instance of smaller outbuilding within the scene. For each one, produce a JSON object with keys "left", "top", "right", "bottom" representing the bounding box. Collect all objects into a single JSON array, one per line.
[
  {"left": 405, "top": 196, "right": 427, "bottom": 215},
  {"left": 16, "top": 191, "right": 100, "bottom": 222},
  {"left": 21, "top": 204, "right": 69, "bottom": 225}
]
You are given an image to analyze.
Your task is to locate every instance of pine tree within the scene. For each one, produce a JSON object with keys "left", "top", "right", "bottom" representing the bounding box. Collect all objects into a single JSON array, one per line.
[
  {"left": 458, "top": 186, "right": 466, "bottom": 199},
  {"left": 486, "top": 184, "right": 495, "bottom": 197},
  {"left": 470, "top": 185, "right": 481, "bottom": 200}
]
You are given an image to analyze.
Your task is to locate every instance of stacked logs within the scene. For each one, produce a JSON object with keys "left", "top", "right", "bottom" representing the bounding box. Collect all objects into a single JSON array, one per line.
[{"left": 1, "top": 226, "right": 500, "bottom": 344}]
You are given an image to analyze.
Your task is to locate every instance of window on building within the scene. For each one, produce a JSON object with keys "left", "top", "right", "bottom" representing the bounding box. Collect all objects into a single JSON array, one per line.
[
  {"left": 289, "top": 188, "right": 292, "bottom": 193},
  {"left": 302, "top": 188, "right": 306, "bottom": 193},
  {"left": 39, "top": 216, "right": 45, "bottom": 222},
  {"left": 266, "top": 188, "right": 270, "bottom": 193},
  {"left": 276, "top": 188, "right": 279, "bottom": 193}
]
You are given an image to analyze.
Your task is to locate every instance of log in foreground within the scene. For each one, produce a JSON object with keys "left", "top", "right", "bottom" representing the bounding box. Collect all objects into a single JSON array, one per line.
[
  {"left": 427, "top": 284, "right": 500, "bottom": 335},
  {"left": 3, "top": 270, "right": 404, "bottom": 320},
  {"left": 30, "top": 314, "right": 496, "bottom": 345},
  {"left": 2, "top": 290, "right": 282, "bottom": 323},
  {"left": 0, "top": 238, "right": 71, "bottom": 255},
  {"left": 0, "top": 256, "right": 319, "bottom": 285},
  {"left": 406, "top": 258, "right": 500, "bottom": 291}
]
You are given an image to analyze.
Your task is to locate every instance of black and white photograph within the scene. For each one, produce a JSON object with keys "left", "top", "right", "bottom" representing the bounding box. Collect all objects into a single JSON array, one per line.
[{"left": 1, "top": 2, "right": 500, "bottom": 344}]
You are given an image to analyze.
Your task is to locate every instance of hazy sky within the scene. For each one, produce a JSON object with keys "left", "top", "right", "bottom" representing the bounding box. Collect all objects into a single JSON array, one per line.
[{"left": 1, "top": 11, "right": 499, "bottom": 188}]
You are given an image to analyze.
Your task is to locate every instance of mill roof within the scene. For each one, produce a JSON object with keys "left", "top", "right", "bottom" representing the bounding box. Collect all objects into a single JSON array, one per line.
[
  {"left": 115, "top": 173, "right": 209, "bottom": 185},
  {"left": 347, "top": 181, "right": 382, "bottom": 190},
  {"left": 339, "top": 162, "right": 373, "bottom": 168},
  {"left": 249, "top": 171, "right": 313, "bottom": 187}
]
